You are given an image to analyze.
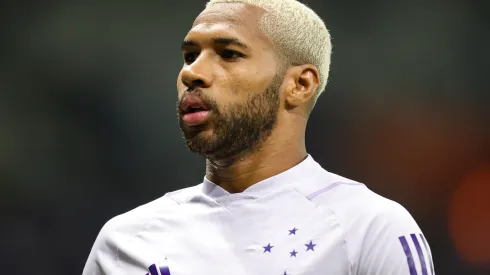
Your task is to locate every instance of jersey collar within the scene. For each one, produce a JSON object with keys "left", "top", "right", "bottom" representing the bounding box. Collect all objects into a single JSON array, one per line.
[{"left": 202, "top": 154, "right": 320, "bottom": 199}]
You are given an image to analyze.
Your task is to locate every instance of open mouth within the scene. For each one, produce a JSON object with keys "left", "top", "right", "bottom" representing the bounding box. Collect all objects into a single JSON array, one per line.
[
  {"left": 179, "top": 95, "right": 212, "bottom": 126},
  {"left": 185, "top": 107, "right": 207, "bottom": 114}
]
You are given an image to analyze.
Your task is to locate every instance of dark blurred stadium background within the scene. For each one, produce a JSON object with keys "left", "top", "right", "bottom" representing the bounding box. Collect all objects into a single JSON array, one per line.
[{"left": 0, "top": 0, "right": 489, "bottom": 274}]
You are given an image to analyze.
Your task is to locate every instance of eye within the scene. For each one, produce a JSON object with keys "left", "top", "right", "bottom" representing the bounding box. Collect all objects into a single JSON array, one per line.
[
  {"left": 220, "top": 49, "right": 244, "bottom": 61},
  {"left": 183, "top": 52, "right": 199, "bottom": 64}
]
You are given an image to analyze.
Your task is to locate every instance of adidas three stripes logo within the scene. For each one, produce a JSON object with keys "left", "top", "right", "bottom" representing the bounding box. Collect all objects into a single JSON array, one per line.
[{"left": 399, "top": 234, "right": 434, "bottom": 275}]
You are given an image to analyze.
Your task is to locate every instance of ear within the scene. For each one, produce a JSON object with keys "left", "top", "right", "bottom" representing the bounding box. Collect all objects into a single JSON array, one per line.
[{"left": 283, "top": 64, "right": 319, "bottom": 109}]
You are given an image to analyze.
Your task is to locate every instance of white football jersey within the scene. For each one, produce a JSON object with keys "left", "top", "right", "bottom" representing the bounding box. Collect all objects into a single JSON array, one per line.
[{"left": 83, "top": 155, "right": 434, "bottom": 275}]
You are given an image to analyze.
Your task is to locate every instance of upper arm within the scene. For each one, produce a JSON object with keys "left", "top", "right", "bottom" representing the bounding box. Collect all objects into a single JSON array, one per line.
[{"left": 357, "top": 203, "right": 435, "bottom": 275}]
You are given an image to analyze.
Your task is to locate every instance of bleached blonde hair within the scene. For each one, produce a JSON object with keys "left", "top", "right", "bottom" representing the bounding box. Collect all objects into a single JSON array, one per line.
[{"left": 205, "top": 0, "right": 332, "bottom": 102}]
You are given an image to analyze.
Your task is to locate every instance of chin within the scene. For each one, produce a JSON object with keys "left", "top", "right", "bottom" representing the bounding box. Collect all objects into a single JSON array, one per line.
[{"left": 183, "top": 131, "right": 218, "bottom": 153}]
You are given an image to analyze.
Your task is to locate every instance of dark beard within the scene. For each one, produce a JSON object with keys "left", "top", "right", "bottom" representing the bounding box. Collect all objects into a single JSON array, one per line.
[{"left": 177, "top": 75, "right": 282, "bottom": 160}]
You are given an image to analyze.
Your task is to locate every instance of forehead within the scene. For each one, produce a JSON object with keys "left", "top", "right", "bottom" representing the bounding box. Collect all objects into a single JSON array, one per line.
[{"left": 186, "top": 3, "right": 272, "bottom": 49}]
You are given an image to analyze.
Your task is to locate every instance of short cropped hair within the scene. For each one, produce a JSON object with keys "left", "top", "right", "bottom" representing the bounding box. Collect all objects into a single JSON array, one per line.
[{"left": 206, "top": 0, "right": 332, "bottom": 102}]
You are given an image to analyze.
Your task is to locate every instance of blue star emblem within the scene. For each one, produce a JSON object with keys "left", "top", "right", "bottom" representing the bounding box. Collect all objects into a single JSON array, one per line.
[
  {"left": 263, "top": 243, "right": 274, "bottom": 253},
  {"left": 305, "top": 240, "right": 317, "bottom": 251},
  {"left": 290, "top": 250, "right": 298, "bottom": 257},
  {"left": 288, "top": 227, "right": 298, "bottom": 235}
]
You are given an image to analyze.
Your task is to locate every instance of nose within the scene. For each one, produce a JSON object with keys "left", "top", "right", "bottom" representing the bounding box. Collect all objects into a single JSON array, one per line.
[{"left": 180, "top": 53, "right": 213, "bottom": 89}]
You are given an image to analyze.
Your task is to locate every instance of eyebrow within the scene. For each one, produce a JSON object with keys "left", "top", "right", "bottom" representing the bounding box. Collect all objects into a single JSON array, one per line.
[{"left": 181, "top": 37, "right": 250, "bottom": 51}]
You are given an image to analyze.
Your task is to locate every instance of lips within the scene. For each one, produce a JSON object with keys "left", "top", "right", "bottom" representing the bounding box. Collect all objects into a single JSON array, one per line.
[
  {"left": 182, "top": 110, "right": 211, "bottom": 126},
  {"left": 181, "top": 94, "right": 208, "bottom": 112},
  {"left": 180, "top": 95, "right": 212, "bottom": 126}
]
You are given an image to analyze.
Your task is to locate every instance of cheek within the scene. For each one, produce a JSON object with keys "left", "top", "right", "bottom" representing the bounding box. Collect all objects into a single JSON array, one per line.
[
  {"left": 233, "top": 62, "right": 276, "bottom": 91},
  {"left": 219, "top": 71, "right": 250, "bottom": 95}
]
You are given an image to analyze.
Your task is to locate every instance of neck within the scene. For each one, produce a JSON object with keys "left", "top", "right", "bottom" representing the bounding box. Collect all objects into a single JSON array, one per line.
[{"left": 205, "top": 132, "right": 307, "bottom": 193}]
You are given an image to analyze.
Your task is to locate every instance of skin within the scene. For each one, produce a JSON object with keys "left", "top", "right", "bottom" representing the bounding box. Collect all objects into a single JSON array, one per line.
[{"left": 176, "top": 3, "right": 320, "bottom": 193}]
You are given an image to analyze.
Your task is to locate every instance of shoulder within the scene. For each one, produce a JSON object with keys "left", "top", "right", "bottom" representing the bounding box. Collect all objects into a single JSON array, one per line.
[
  {"left": 299, "top": 169, "right": 416, "bottom": 231},
  {"left": 295, "top": 169, "right": 429, "bottom": 273},
  {"left": 101, "top": 184, "right": 202, "bottom": 237},
  {"left": 82, "top": 184, "right": 202, "bottom": 274},
  {"left": 306, "top": 169, "right": 421, "bottom": 239}
]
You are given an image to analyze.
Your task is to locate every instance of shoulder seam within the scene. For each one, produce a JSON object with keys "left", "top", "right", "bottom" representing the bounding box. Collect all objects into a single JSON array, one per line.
[
  {"left": 290, "top": 187, "right": 354, "bottom": 274},
  {"left": 306, "top": 181, "right": 365, "bottom": 201},
  {"left": 165, "top": 184, "right": 203, "bottom": 205},
  {"left": 113, "top": 196, "right": 180, "bottom": 270},
  {"left": 165, "top": 194, "right": 182, "bottom": 205},
  {"left": 324, "top": 206, "right": 354, "bottom": 275}
]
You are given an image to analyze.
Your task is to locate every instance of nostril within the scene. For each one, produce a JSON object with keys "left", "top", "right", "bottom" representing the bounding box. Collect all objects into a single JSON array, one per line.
[
  {"left": 191, "top": 79, "right": 205, "bottom": 86},
  {"left": 181, "top": 78, "right": 205, "bottom": 90}
]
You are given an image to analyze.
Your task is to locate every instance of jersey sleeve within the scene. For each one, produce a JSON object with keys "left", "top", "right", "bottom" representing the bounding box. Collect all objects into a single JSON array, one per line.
[
  {"left": 82, "top": 221, "right": 119, "bottom": 275},
  {"left": 357, "top": 203, "right": 435, "bottom": 275}
]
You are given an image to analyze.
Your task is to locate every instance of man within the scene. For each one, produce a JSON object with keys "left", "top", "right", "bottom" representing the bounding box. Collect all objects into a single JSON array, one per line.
[{"left": 83, "top": 0, "right": 435, "bottom": 274}]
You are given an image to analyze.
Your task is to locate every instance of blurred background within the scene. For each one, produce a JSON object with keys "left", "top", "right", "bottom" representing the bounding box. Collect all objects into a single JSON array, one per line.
[{"left": 1, "top": 0, "right": 489, "bottom": 274}]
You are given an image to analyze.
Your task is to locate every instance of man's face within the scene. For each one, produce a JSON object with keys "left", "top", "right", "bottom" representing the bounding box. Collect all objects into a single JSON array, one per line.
[{"left": 176, "top": 3, "right": 282, "bottom": 160}]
